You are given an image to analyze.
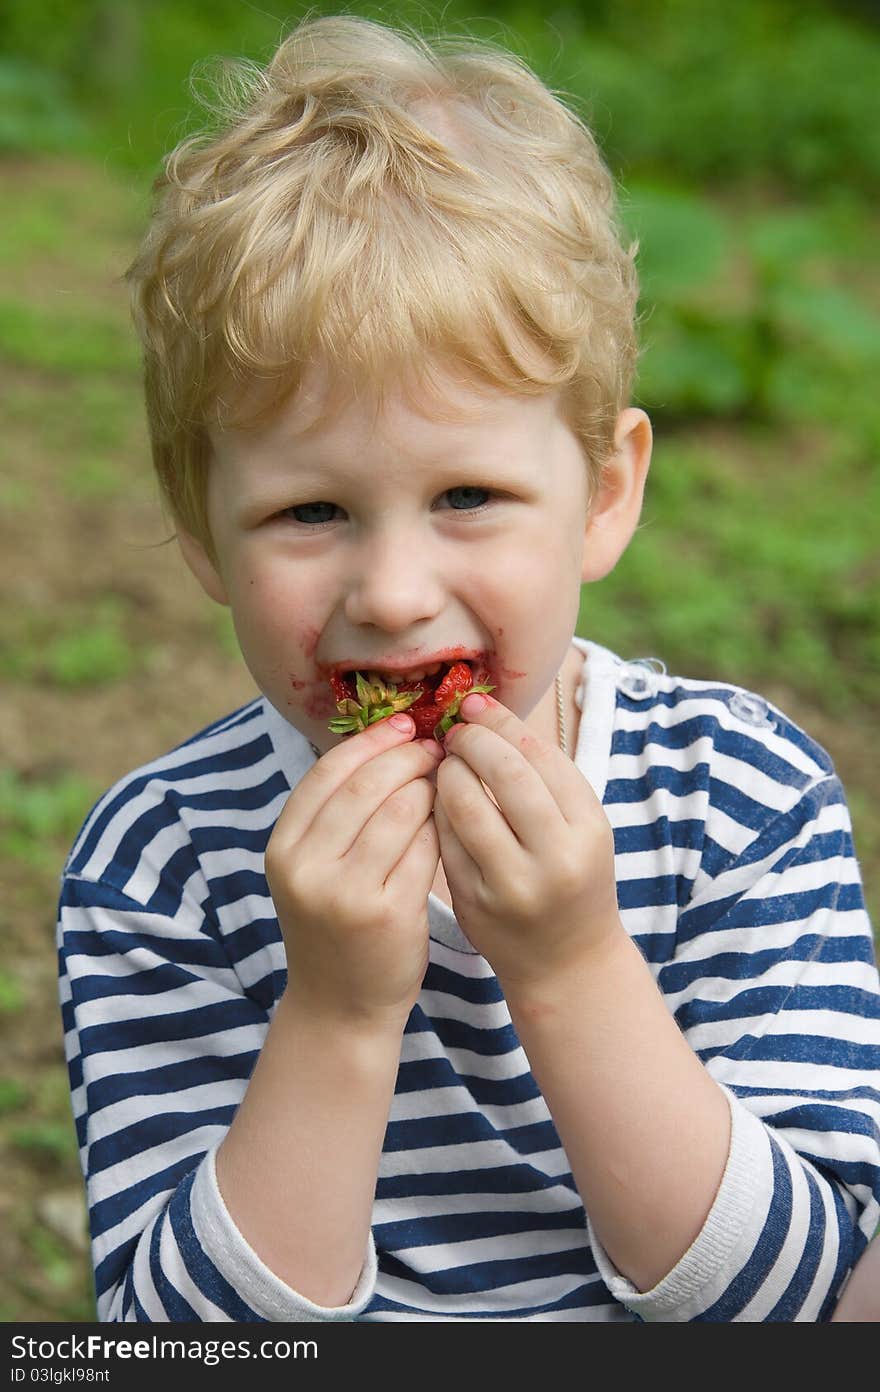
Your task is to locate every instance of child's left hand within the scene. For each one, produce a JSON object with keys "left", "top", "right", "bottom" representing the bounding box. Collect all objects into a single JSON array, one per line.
[{"left": 434, "top": 693, "right": 623, "bottom": 996}]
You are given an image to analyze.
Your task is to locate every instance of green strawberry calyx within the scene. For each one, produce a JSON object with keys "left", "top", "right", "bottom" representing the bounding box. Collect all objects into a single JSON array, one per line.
[
  {"left": 328, "top": 672, "right": 425, "bottom": 735},
  {"left": 432, "top": 683, "right": 494, "bottom": 740}
]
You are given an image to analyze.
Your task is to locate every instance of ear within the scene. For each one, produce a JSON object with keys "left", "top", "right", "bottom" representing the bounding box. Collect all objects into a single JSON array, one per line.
[
  {"left": 581, "top": 408, "right": 652, "bottom": 583},
  {"left": 177, "top": 527, "right": 230, "bottom": 606}
]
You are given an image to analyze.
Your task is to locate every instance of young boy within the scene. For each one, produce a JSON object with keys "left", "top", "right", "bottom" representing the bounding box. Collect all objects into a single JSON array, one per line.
[{"left": 58, "top": 14, "right": 880, "bottom": 1322}]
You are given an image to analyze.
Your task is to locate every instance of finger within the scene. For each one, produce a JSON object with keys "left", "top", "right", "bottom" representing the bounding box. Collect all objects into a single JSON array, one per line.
[
  {"left": 385, "top": 806, "right": 441, "bottom": 901},
  {"left": 297, "top": 739, "right": 443, "bottom": 862},
  {"left": 436, "top": 752, "right": 534, "bottom": 893},
  {"left": 276, "top": 713, "right": 421, "bottom": 842},
  {"left": 345, "top": 776, "right": 437, "bottom": 885},
  {"left": 451, "top": 693, "right": 589, "bottom": 826},
  {"left": 443, "top": 722, "right": 565, "bottom": 851},
  {"left": 434, "top": 791, "right": 483, "bottom": 893}
]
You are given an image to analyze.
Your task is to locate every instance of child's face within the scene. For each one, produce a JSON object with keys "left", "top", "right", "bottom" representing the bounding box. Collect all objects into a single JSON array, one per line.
[{"left": 182, "top": 362, "right": 639, "bottom": 753}]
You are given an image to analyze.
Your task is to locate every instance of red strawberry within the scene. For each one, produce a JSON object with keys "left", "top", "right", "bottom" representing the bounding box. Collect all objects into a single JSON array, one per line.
[
  {"left": 329, "top": 673, "right": 350, "bottom": 705},
  {"left": 434, "top": 661, "right": 476, "bottom": 711},
  {"left": 327, "top": 661, "right": 494, "bottom": 740},
  {"left": 409, "top": 703, "right": 444, "bottom": 740}
]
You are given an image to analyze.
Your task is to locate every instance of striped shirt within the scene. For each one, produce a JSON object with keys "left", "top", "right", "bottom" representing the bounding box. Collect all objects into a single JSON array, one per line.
[{"left": 57, "top": 637, "right": 880, "bottom": 1321}]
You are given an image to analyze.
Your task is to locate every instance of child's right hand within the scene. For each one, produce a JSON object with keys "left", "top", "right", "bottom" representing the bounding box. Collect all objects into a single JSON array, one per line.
[{"left": 265, "top": 714, "right": 443, "bottom": 1029}]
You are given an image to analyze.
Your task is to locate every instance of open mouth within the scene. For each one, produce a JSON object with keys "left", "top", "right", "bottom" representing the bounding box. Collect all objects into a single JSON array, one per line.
[{"left": 328, "top": 657, "right": 493, "bottom": 740}]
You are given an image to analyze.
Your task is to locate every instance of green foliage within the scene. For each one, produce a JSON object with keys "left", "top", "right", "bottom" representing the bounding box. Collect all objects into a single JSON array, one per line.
[
  {"left": 0, "top": 599, "right": 140, "bottom": 689},
  {"left": 1, "top": 0, "right": 879, "bottom": 195},
  {"left": 0, "top": 769, "right": 99, "bottom": 871},
  {"left": 0, "top": 1078, "right": 29, "bottom": 1114},
  {"left": 617, "top": 182, "right": 880, "bottom": 439},
  {"left": 580, "top": 432, "right": 879, "bottom": 712},
  {"left": 546, "top": 1, "right": 880, "bottom": 193},
  {"left": 0, "top": 59, "right": 88, "bottom": 155},
  {"left": 0, "top": 970, "right": 26, "bottom": 1016},
  {"left": 0, "top": 299, "right": 136, "bottom": 375},
  {"left": 44, "top": 612, "right": 137, "bottom": 688},
  {"left": 10, "top": 1121, "right": 78, "bottom": 1166}
]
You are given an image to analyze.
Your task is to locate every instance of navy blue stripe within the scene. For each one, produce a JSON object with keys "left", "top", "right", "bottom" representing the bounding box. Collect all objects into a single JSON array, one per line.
[
  {"left": 374, "top": 1207, "right": 585, "bottom": 1250},
  {"left": 614, "top": 714, "right": 811, "bottom": 794},
  {"left": 765, "top": 1165, "right": 825, "bottom": 1321},
  {"left": 616, "top": 874, "right": 680, "bottom": 910},
  {"left": 168, "top": 1170, "right": 264, "bottom": 1321},
  {"left": 699, "top": 1033, "right": 880, "bottom": 1070},
  {"left": 78, "top": 996, "right": 264, "bottom": 1057},
  {"left": 384, "top": 1112, "right": 560, "bottom": 1157},
  {"left": 396, "top": 1056, "right": 540, "bottom": 1106},
  {"left": 413, "top": 1013, "right": 522, "bottom": 1057},
  {"left": 148, "top": 1209, "right": 198, "bottom": 1320},
  {"left": 63, "top": 922, "right": 227, "bottom": 968},
  {"left": 379, "top": 1241, "right": 593, "bottom": 1296},
  {"left": 613, "top": 817, "right": 706, "bottom": 856},
  {"left": 376, "top": 1164, "right": 574, "bottom": 1201},
  {"left": 89, "top": 1105, "right": 236, "bottom": 1175},
  {"left": 660, "top": 935, "right": 878, "bottom": 992},
  {"left": 68, "top": 960, "right": 209, "bottom": 1004},
  {"left": 364, "top": 1273, "right": 610, "bottom": 1319},
  {"left": 87, "top": 1049, "right": 256, "bottom": 1114},
  {"left": 677, "top": 984, "right": 880, "bottom": 1031},
  {"left": 421, "top": 962, "right": 504, "bottom": 1005},
  {"left": 699, "top": 1131, "right": 793, "bottom": 1320},
  {"left": 678, "top": 881, "right": 865, "bottom": 940},
  {"left": 67, "top": 718, "right": 270, "bottom": 874},
  {"left": 91, "top": 1151, "right": 207, "bottom": 1241}
]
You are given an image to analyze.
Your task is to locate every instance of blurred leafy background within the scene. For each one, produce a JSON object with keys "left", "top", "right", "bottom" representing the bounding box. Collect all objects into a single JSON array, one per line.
[{"left": 0, "top": 0, "right": 877, "bottom": 1321}]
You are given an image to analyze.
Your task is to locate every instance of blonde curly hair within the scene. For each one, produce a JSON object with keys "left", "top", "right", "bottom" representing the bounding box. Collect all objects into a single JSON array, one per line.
[{"left": 126, "top": 13, "right": 639, "bottom": 555}]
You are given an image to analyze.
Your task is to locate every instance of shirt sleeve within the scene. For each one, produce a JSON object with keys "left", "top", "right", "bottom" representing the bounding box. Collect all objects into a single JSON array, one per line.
[
  {"left": 57, "top": 873, "right": 378, "bottom": 1322},
  {"left": 588, "top": 773, "right": 880, "bottom": 1322}
]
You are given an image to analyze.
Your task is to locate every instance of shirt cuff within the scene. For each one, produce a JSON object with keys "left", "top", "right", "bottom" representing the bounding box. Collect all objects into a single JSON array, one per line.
[
  {"left": 586, "top": 1084, "right": 772, "bottom": 1321},
  {"left": 190, "top": 1146, "right": 378, "bottom": 1321}
]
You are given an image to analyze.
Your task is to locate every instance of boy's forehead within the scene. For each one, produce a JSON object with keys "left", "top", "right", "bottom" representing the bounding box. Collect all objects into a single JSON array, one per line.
[{"left": 214, "top": 358, "right": 564, "bottom": 454}]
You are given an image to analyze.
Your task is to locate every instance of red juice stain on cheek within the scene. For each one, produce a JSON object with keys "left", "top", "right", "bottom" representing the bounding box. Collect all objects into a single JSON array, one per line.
[
  {"left": 492, "top": 633, "right": 525, "bottom": 678},
  {"left": 286, "top": 625, "right": 332, "bottom": 717},
  {"left": 288, "top": 673, "right": 334, "bottom": 719}
]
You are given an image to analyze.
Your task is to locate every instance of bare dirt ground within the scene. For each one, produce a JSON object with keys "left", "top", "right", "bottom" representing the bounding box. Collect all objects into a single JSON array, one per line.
[{"left": 1, "top": 157, "right": 876, "bottom": 1322}]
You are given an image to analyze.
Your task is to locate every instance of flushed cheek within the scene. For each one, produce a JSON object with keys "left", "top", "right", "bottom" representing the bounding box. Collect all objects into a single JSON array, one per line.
[
  {"left": 477, "top": 569, "right": 578, "bottom": 712},
  {"left": 226, "top": 573, "right": 327, "bottom": 706}
]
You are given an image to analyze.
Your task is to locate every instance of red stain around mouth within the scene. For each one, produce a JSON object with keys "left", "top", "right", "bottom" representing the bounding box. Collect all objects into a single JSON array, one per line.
[{"left": 324, "top": 655, "right": 501, "bottom": 740}]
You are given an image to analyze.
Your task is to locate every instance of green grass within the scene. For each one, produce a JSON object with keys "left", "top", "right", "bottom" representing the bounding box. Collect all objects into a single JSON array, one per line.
[
  {"left": 580, "top": 429, "right": 879, "bottom": 712},
  {"left": 0, "top": 1078, "right": 29, "bottom": 1114},
  {"left": 0, "top": 769, "right": 100, "bottom": 874},
  {"left": 10, "top": 1121, "right": 79, "bottom": 1167},
  {"left": 0, "top": 298, "right": 137, "bottom": 375},
  {"left": 0, "top": 598, "right": 141, "bottom": 689},
  {"left": 0, "top": 970, "right": 27, "bottom": 1016}
]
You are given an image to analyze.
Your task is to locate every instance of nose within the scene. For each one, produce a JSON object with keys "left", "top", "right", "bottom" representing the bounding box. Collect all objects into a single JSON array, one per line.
[{"left": 343, "top": 522, "right": 446, "bottom": 632}]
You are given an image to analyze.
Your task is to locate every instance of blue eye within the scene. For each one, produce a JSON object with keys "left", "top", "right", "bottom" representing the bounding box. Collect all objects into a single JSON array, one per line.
[
  {"left": 285, "top": 502, "right": 340, "bottom": 525},
  {"left": 442, "top": 487, "right": 492, "bottom": 511}
]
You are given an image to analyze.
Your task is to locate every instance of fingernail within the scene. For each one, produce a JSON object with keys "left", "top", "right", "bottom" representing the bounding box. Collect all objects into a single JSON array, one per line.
[
  {"left": 389, "top": 713, "right": 414, "bottom": 732},
  {"left": 419, "top": 739, "right": 445, "bottom": 760},
  {"left": 460, "top": 693, "right": 490, "bottom": 716}
]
